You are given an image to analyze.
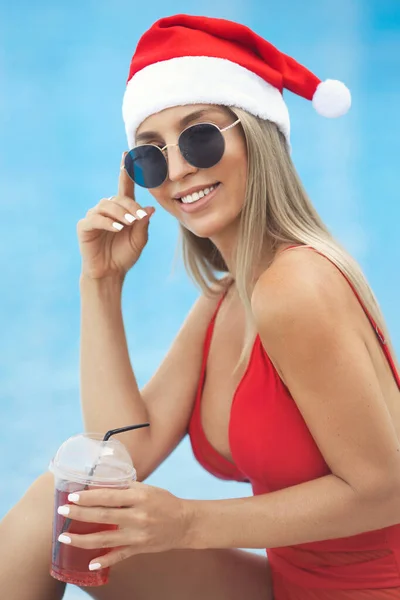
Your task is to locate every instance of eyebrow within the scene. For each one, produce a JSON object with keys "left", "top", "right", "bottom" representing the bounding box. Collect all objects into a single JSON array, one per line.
[{"left": 135, "top": 108, "right": 225, "bottom": 144}]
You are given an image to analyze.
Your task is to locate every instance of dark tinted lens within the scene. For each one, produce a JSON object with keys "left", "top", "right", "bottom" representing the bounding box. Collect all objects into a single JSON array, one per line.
[
  {"left": 125, "top": 145, "right": 167, "bottom": 188},
  {"left": 179, "top": 123, "right": 224, "bottom": 169}
]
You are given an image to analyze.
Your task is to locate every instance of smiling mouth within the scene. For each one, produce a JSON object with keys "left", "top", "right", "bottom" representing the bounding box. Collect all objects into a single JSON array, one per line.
[{"left": 176, "top": 182, "right": 221, "bottom": 204}]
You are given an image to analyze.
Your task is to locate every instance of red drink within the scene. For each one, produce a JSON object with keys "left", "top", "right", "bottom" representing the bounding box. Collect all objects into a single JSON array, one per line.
[
  {"left": 49, "top": 431, "right": 138, "bottom": 587},
  {"left": 51, "top": 488, "right": 118, "bottom": 586}
]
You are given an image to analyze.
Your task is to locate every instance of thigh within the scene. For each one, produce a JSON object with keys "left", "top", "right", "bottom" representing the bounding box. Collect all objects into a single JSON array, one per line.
[
  {"left": 82, "top": 548, "right": 272, "bottom": 600},
  {"left": 0, "top": 471, "right": 66, "bottom": 600}
]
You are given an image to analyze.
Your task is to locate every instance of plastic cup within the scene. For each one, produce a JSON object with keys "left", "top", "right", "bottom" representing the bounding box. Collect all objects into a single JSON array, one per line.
[{"left": 49, "top": 432, "right": 137, "bottom": 587}]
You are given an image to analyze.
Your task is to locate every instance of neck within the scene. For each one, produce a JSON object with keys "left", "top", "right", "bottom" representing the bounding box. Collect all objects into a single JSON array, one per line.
[{"left": 210, "top": 221, "right": 281, "bottom": 281}]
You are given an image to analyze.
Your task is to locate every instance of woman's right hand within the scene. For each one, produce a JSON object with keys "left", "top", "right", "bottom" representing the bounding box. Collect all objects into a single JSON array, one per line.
[{"left": 77, "top": 152, "right": 155, "bottom": 281}]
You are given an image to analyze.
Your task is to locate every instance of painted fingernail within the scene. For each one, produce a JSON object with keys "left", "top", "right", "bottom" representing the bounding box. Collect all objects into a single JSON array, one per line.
[
  {"left": 57, "top": 506, "right": 70, "bottom": 516},
  {"left": 68, "top": 493, "right": 80, "bottom": 503},
  {"left": 89, "top": 562, "right": 102, "bottom": 571},
  {"left": 58, "top": 534, "right": 72, "bottom": 544},
  {"left": 136, "top": 209, "right": 147, "bottom": 219},
  {"left": 112, "top": 222, "right": 124, "bottom": 231},
  {"left": 125, "top": 213, "right": 136, "bottom": 223}
]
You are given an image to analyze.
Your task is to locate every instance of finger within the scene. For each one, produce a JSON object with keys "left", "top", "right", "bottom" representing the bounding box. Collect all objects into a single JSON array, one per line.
[
  {"left": 98, "top": 197, "right": 148, "bottom": 224},
  {"left": 77, "top": 213, "right": 126, "bottom": 234},
  {"left": 57, "top": 503, "right": 132, "bottom": 525},
  {"left": 118, "top": 151, "right": 135, "bottom": 199},
  {"left": 67, "top": 484, "right": 143, "bottom": 507},
  {"left": 58, "top": 528, "right": 128, "bottom": 550},
  {"left": 89, "top": 546, "right": 137, "bottom": 571}
]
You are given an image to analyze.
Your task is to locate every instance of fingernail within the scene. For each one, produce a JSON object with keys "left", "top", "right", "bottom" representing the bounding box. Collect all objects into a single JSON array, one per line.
[
  {"left": 57, "top": 505, "right": 70, "bottom": 516},
  {"left": 68, "top": 493, "right": 80, "bottom": 503},
  {"left": 58, "top": 534, "right": 71, "bottom": 544},
  {"left": 89, "top": 562, "right": 102, "bottom": 571},
  {"left": 136, "top": 209, "right": 147, "bottom": 219},
  {"left": 125, "top": 213, "right": 136, "bottom": 223},
  {"left": 112, "top": 222, "right": 124, "bottom": 231}
]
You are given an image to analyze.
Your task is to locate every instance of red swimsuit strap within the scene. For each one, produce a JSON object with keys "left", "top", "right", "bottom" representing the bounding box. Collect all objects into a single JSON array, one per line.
[
  {"left": 190, "top": 281, "right": 246, "bottom": 481},
  {"left": 281, "top": 245, "right": 400, "bottom": 390},
  {"left": 202, "top": 283, "right": 232, "bottom": 353}
]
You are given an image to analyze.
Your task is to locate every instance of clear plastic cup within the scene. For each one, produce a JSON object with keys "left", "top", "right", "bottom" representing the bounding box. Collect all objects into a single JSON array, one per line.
[{"left": 49, "top": 432, "right": 137, "bottom": 587}]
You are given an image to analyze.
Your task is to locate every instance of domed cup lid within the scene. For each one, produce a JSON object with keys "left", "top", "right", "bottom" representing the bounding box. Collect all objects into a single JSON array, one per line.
[{"left": 49, "top": 432, "right": 136, "bottom": 486}]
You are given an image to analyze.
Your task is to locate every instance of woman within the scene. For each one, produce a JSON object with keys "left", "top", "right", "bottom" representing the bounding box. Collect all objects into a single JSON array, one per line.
[{"left": 1, "top": 13, "right": 400, "bottom": 600}]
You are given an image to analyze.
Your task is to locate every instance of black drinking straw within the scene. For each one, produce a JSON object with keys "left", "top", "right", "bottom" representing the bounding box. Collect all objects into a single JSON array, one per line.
[{"left": 53, "top": 423, "right": 150, "bottom": 563}]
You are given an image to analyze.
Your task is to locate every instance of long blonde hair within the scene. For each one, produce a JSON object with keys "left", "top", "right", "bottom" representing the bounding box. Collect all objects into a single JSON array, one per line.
[{"left": 179, "top": 106, "right": 398, "bottom": 369}]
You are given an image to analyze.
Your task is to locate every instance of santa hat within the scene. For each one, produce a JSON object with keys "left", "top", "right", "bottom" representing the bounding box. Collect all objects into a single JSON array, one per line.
[{"left": 122, "top": 14, "right": 351, "bottom": 149}]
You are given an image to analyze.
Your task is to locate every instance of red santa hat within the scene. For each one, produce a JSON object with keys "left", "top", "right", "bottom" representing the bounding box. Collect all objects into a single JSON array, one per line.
[{"left": 122, "top": 14, "right": 351, "bottom": 149}]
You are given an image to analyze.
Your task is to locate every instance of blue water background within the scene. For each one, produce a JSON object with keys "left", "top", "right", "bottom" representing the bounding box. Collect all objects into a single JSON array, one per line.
[{"left": 0, "top": 1, "right": 399, "bottom": 598}]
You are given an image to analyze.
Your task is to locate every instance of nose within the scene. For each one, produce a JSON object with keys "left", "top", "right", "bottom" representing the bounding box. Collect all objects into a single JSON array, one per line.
[{"left": 165, "top": 145, "right": 198, "bottom": 182}]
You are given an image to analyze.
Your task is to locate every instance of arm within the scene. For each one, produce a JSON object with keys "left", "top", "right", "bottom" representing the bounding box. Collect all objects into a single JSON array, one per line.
[
  {"left": 186, "top": 472, "right": 400, "bottom": 550},
  {"left": 80, "top": 273, "right": 222, "bottom": 481},
  {"left": 184, "top": 253, "right": 400, "bottom": 549}
]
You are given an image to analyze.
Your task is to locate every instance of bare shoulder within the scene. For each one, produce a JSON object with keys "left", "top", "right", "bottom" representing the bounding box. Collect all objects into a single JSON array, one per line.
[
  {"left": 251, "top": 247, "right": 356, "bottom": 337},
  {"left": 250, "top": 248, "right": 400, "bottom": 498}
]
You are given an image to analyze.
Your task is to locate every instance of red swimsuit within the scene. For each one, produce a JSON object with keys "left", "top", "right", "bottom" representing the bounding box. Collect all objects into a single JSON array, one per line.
[{"left": 188, "top": 246, "right": 400, "bottom": 598}]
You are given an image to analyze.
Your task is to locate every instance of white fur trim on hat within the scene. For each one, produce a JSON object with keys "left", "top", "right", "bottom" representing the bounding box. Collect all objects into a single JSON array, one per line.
[{"left": 122, "top": 56, "right": 290, "bottom": 148}]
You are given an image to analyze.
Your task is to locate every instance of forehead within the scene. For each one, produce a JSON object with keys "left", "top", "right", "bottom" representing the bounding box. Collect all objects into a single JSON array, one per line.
[{"left": 136, "top": 104, "right": 231, "bottom": 138}]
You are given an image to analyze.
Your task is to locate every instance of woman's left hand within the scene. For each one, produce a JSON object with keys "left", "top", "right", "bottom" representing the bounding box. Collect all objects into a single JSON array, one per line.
[{"left": 57, "top": 481, "right": 193, "bottom": 571}]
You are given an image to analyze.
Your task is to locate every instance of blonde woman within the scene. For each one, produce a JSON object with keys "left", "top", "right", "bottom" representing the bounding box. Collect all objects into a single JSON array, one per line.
[{"left": 1, "top": 13, "right": 400, "bottom": 600}]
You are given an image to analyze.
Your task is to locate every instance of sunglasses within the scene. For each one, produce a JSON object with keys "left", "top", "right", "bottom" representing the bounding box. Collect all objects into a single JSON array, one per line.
[{"left": 124, "top": 118, "right": 241, "bottom": 189}]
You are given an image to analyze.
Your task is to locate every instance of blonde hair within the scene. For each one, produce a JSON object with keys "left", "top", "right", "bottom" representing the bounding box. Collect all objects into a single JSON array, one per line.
[{"left": 178, "top": 107, "right": 398, "bottom": 369}]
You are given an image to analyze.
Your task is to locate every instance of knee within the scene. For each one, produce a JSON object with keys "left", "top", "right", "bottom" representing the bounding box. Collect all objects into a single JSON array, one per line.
[
  {"left": 1, "top": 471, "right": 55, "bottom": 543},
  {"left": 15, "top": 471, "right": 55, "bottom": 527},
  {"left": 31, "top": 471, "right": 55, "bottom": 492},
  {"left": 27, "top": 471, "right": 55, "bottom": 511}
]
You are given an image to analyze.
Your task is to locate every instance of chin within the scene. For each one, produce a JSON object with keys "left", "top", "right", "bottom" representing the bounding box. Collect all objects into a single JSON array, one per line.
[{"left": 181, "top": 213, "right": 241, "bottom": 240}]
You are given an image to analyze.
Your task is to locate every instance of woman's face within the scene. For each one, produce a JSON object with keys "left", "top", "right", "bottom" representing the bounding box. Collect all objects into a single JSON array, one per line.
[{"left": 135, "top": 104, "right": 248, "bottom": 239}]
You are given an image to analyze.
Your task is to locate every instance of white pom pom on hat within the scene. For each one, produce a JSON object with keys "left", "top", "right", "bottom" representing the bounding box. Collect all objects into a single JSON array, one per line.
[
  {"left": 312, "top": 79, "right": 352, "bottom": 118},
  {"left": 122, "top": 14, "right": 352, "bottom": 148}
]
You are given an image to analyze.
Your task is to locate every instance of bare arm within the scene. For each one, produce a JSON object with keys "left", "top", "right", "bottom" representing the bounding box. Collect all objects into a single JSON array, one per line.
[{"left": 80, "top": 273, "right": 221, "bottom": 481}]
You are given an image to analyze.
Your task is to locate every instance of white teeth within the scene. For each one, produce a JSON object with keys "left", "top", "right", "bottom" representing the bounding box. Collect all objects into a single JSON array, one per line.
[{"left": 181, "top": 185, "right": 217, "bottom": 204}]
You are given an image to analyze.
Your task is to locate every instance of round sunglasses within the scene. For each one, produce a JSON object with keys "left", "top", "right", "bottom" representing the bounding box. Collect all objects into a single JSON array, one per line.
[{"left": 124, "top": 118, "right": 241, "bottom": 189}]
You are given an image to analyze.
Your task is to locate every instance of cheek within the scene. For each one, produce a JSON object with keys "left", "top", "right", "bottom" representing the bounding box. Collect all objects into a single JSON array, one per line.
[
  {"left": 223, "top": 145, "right": 248, "bottom": 193},
  {"left": 148, "top": 189, "right": 172, "bottom": 212},
  {"left": 224, "top": 131, "right": 247, "bottom": 171}
]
